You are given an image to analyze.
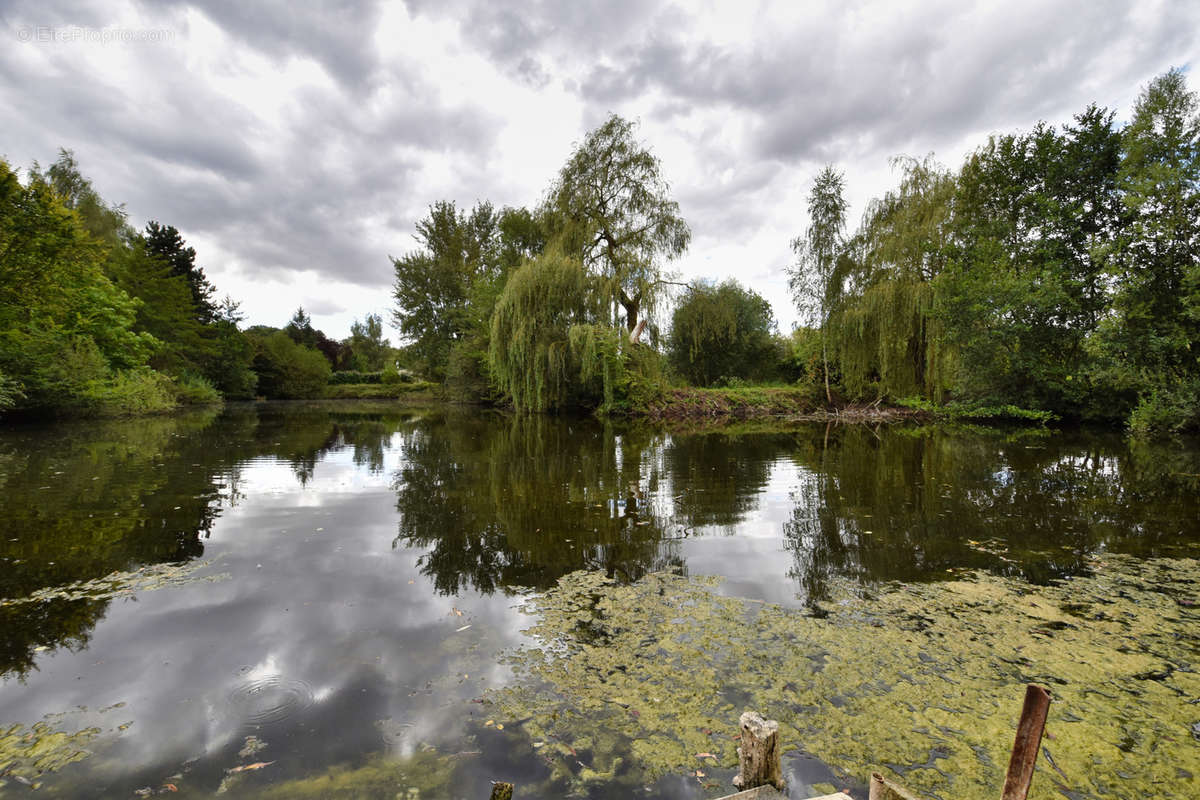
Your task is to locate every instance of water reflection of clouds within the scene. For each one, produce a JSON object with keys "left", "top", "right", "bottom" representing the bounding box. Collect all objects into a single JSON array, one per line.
[{"left": 0, "top": 457, "right": 533, "bottom": 793}]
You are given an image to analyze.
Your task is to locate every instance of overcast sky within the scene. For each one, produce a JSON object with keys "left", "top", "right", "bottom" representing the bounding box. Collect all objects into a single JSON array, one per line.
[{"left": 3, "top": 1, "right": 1198, "bottom": 338}]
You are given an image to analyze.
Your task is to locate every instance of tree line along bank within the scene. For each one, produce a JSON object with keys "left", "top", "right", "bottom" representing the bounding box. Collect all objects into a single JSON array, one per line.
[{"left": 2, "top": 69, "right": 1198, "bottom": 433}]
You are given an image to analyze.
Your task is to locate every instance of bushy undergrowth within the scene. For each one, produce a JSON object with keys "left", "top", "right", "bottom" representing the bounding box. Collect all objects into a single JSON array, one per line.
[{"left": 171, "top": 373, "right": 222, "bottom": 405}]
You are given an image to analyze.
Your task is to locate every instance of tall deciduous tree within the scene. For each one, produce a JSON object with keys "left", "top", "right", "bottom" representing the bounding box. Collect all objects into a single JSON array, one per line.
[
  {"left": 550, "top": 114, "right": 690, "bottom": 333},
  {"left": 392, "top": 201, "right": 503, "bottom": 380},
  {"left": 668, "top": 280, "right": 777, "bottom": 386},
  {"left": 789, "top": 165, "right": 848, "bottom": 403},
  {"left": 1099, "top": 67, "right": 1200, "bottom": 431},
  {"left": 347, "top": 313, "right": 389, "bottom": 371},
  {"left": 936, "top": 109, "right": 1124, "bottom": 415}
]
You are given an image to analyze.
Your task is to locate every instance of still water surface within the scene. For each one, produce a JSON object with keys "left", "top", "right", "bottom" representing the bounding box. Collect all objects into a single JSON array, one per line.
[{"left": 0, "top": 403, "right": 1197, "bottom": 798}]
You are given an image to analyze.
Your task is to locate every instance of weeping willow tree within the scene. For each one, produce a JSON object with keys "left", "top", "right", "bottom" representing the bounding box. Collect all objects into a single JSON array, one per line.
[
  {"left": 488, "top": 251, "right": 603, "bottom": 413},
  {"left": 549, "top": 114, "right": 691, "bottom": 334},
  {"left": 829, "top": 156, "right": 957, "bottom": 401}
]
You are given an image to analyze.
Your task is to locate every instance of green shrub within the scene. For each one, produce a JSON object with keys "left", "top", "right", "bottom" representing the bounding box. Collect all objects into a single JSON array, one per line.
[
  {"left": 896, "top": 397, "right": 1055, "bottom": 424},
  {"left": 172, "top": 373, "right": 222, "bottom": 405},
  {"left": 82, "top": 368, "right": 177, "bottom": 416},
  {"left": 1128, "top": 379, "right": 1200, "bottom": 435},
  {"left": 329, "top": 370, "right": 383, "bottom": 385},
  {"left": 249, "top": 331, "right": 331, "bottom": 399},
  {"left": 323, "top": 381, "right": 434, "bottom": 399},
  {"left": 668, "top": 280, "right": 777, "bottom": 387},
  {"left": 0, "top": 369, "right": 22, "bottom": 411}
]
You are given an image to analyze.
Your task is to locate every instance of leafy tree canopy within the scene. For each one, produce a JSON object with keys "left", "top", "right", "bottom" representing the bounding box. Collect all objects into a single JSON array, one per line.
[{"left": 549, "top": 114, "right": 690, "bottom": 332}]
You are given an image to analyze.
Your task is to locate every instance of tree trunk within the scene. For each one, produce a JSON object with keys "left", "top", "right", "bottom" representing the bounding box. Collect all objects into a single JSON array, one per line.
[
  {"left": 822, "top": 334, "right": 832, "bottom": 405},
  {"left": 619, "top": 289, "right": 640, "bottom": 333},
  {"left": 629, "top": 319, "right": 648, "bottom": 345}
]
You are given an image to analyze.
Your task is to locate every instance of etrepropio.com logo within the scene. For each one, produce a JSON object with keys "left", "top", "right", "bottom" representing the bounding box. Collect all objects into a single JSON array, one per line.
[{"left": 14, "top": 25, "right": 175, "bottom": 44}]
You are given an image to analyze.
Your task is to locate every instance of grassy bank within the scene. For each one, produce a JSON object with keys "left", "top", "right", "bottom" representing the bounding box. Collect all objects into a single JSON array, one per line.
[
  {"left": 322, "top": 381, "right": 436, "bottom": 400},
  {"left": 633, "top": 386, "right": 1059, "bottom": 427}
]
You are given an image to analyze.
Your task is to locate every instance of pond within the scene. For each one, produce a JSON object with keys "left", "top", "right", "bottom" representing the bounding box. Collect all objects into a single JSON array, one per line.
[{"left": 0, "top": 402, "right": 1197, "bottom": 799}]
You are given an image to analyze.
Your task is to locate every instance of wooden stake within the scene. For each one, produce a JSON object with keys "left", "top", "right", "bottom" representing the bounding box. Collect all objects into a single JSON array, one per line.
[
  {"left": 1001, "top": 684, "right": 1052, "bottom": 800},
  {"left": 732, "top": 711, "right": 785, "bottom": 791},
  {"left": 488, "top": 781, "right": 514, "bottom": 800}
]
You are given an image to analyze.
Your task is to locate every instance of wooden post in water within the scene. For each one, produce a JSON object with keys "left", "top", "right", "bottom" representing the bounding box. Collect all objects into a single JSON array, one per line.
[
  {"left": 732, "top": 711, "right": 785, "bottom": 792},
  {"left": 1001, "top": 685, "right": 1051, "bottom": 800},
  {"left": 488, "top": 781, "right": 514, "bottom": 800}
]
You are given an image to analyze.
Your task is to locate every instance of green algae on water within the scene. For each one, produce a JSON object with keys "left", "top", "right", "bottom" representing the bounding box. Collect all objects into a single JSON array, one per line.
[
  {"left": 0, "top": 559, "right": 227, "bottom": 607},
  {"left": 487, "top": 555, "right": 1200, "bottom": 799},
  {"left": 238, "top": 751, "right": 458, "bottom": 799},
  {"left": 0, "top": 720, "right": 101, "bottom": 787}
]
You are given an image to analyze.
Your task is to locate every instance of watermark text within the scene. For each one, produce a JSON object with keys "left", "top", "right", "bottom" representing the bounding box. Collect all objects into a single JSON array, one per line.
[{"left": 15, "top": 25, "right": 175, "bottom": 44}]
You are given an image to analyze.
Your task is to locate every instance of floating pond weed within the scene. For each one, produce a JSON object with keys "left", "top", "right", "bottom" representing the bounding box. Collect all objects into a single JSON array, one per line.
[
  {"left": 487, "top": 556, "right": 1200, "bottom": 798},
  {"left": 0, "top": 721, "right": 101, "bottom": 787}
]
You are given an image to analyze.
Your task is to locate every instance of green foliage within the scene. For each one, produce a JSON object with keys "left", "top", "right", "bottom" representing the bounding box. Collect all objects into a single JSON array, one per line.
[
  {"left": 811, "top": 70, "right": 1198, "bottom": 432},
  {"left": 248, "top": 330, "right": 331, "bottom": 399},
  {"left": 80, "top": 368, "right": 178, "bottom": 416},
  {"left": 571, "top": 324, "right": 666, "bottom": 414},
  {"left": 107, "top": 235, "right": 216, "bottom": 376},
  {"left": 789, "top": 165, "right": 848, "bottom": 403},
  {"left": 328, "top": 370, "right": 383, "bottom": 385},
  {"left": 895, "top": 397, "right": 1055, "bottom": 424},
  {"left": 0, "top": 369, "right": 22, "bottom": 411},
  {"left": 667, "top": 279, "right": 778, "bottom": 386},
  {"left": 205, "top": 314, "right": 257, "bottom": 399},
  {"left": 830, "top": 157, "right": 955, "bottom": 402},
  {"left": 1127, "top": 377, "right": 1200, "bottom": 435},
  {"left": 392, "top": 202, "right": 537, "bottom": 382},
  {"left": 323, "top": 380, "right": 433, "bottom": 399},
  {"left": 1095, "top": 68, "right": 1200, "bottom": 429},
  {"left": 380, "top": 365, "right": 413, "bottom": 385},
  {"left": 550, "top": 114, "right": 690, "bottom": 332},
  {"left": 37, "top": 148, "right": 126, "bottom": 246},
  {"left": 344, "top": 313, "right": 389, "bottom": 371},
  {"left": 170, "top": 373, "right": 222, "bottom": 405},
  {"left": 488, "top": 251, "right": 600, "bottom": 412},
  {"left": 0, "top": 160, "right": 159, "bottom": 413},
  {"left": 937, "top": 110, "right": 1122, "bottom": 414},
  {"left": 0, "top": 152, "right": 255, "bottom": 415},
  {"left": 144, "top": 220, "right": 216, "bottom": 323}
]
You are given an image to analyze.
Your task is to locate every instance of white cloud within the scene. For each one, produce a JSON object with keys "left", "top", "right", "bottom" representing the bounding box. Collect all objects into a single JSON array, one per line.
[{"left": 2, "top": 0, "right": 1197, "bottom": 335}]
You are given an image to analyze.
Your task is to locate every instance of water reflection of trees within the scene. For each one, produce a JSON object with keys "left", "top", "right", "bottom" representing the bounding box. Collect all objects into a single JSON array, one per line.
[
  {"left": 783, "top": 425, "right": 1200, "bottom": 604},
  {"left": 5, "top": 402, "right": 1196, "bottom": 676},
  {"left": 664, "top": 430, "right": 792, "bottom": 531},
  {"left": 392, "top": 414, "right": 685, "bottom": 594},
  {"left": 0, "top": 403, "right": 431, "bottom": 677}
]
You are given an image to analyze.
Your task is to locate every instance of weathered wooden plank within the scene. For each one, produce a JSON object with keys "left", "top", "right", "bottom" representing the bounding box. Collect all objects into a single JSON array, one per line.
[
  {"left": 714, "top": 787, "right": 851, "bottom": 800},
  {"left": 869, "top": 772, "right": 925, "bottom": 800},
  {"left": 1001, "top": 684, "right": 1052, "bottom": 800}
]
